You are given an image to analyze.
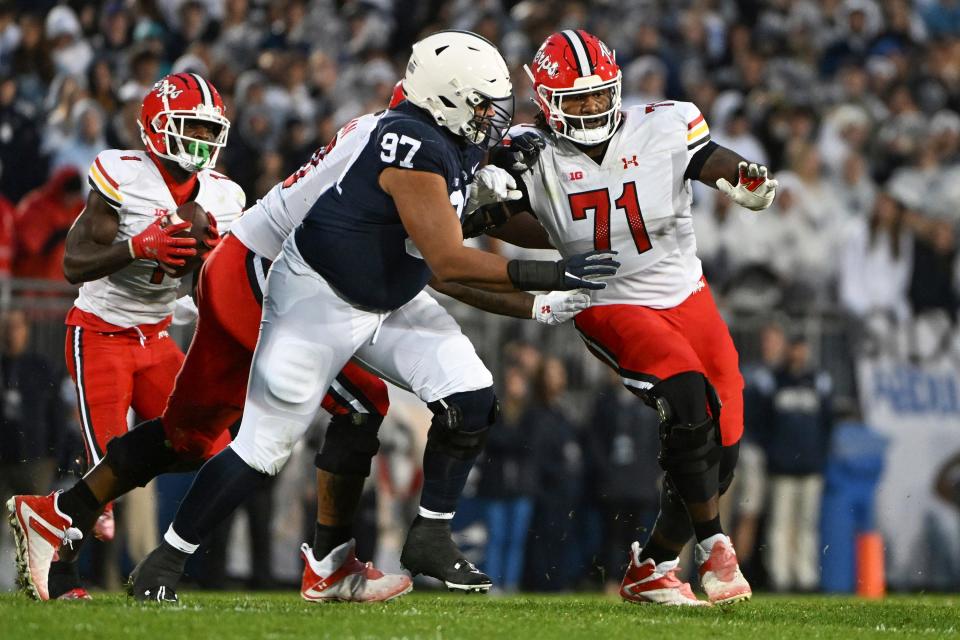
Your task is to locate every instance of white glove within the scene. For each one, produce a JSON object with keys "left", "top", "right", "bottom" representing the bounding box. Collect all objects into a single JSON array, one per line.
[
  {"left": 465, "top": 165, "right": 522, "bottom": 215},
  {"left": 716, "top": 161, "right": 778, "bottom": 211},
  {"left": 172, "top": 295, "right": 199, "bottom": 326},
  {"left": 532, "top": 290, "right": 592, "bottom": 326}
]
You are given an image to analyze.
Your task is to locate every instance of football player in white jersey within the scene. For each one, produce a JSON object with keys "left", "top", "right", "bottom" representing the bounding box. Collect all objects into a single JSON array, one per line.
[
  {"left": 6, "top": 73, "right": 241, "bottom": 600},
  {"left": 467, "top": 30, "right": 778, "bottom": 606}
]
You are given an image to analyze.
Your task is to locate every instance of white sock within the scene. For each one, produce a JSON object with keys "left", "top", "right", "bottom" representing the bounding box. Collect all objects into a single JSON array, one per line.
[
  {"left": 699, "top": 533, "right": 728, "bottom": 552},
  {"left": 418, "top": 506, "right": 455, "bottom": 520},
  {"left": 164, "top": 524, "right": 199, "bottom": 554}
]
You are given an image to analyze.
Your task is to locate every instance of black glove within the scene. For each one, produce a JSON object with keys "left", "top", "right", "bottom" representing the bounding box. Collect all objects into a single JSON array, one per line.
[
  {"left": 507, "top": 250, "right": 620, "bottom": 291},
  {"left": 461, "top": 203, "right": 512, "bottom": 239},
  {"left": 489, "top": 131, "right": 546, "bottom": 173}
]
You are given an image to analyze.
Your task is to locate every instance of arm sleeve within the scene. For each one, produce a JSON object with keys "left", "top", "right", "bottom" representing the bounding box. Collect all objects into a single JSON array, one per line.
[
  {"left": 375, "top": 119, "right": 449, "bottom": 178},
  {"left": 87, "top": 151, "right": 127, "bottom": 210},
  {"left": 677, "top": 102, "right": 712, "bottom": 163}
]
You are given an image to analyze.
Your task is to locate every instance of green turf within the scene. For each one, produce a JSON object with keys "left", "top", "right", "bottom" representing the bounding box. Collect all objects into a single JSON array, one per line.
[{"left": 0, "top": 591, "right": 957, "bottom": 639}]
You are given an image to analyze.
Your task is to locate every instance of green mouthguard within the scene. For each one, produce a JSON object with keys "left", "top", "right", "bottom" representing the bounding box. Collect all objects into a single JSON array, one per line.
[{"left": 188, "top": 140, "right": 211, "bottom": 168}]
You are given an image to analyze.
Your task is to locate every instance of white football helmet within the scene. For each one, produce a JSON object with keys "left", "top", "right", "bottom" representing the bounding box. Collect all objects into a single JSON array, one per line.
[{"left": 402, "top": 30, "right": 513, "bottom": 147}]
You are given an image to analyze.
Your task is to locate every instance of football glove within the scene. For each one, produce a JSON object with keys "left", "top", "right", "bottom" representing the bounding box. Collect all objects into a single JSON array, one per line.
[
  {"left": 489, "top": 131, "right": 546, "bottom": 173},
  {"left": 128, "top": 217, "right": 197, "bottom": 267},
  {"left": 465, "top": 165, "right": 522, "bottom": 216},
  {"left": 507, "top": 250, "right": 620, "bottom": 291},
  {"left": 532, "top": 289, "right": 592, "bottom": 325},
  {"left": 716, "top": 161, "right": 778, "bottom": 211},
  {"left": 202, "top": 211, "right": 222, "bottom": 251}
]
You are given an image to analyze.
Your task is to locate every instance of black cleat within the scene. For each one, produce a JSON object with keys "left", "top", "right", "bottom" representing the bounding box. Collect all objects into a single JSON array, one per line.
[
  {"left": 400, "top": 516, "right": 492, "bottom": 593},
  {"left": 127, "top": 541, "right": 187, "bottom": 603}
]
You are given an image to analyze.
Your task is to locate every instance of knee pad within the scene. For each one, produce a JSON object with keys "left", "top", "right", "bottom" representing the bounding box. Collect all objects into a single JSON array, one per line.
[
  {"left": 425, "top": 387, "right": 499, "bottom": 461},
  {"left": 104, "top": 418, "right": 180, "bottom": 487},
  {"left": 264, "top": 338, "right": 330, "bottom": 409},
  {"left": 652, "top": 373, "right": 722, "bottom": 502},
  {"left": 314, "top": 413, "right": 384, "bottom": 476},
  {"left": 718, "top": 441, "right": 741, "bottom": 496}
]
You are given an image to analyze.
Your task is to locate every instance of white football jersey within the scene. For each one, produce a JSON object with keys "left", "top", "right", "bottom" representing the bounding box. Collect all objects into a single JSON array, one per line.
[
  {"left": 78, "top": 149, "right": 246, "bottom": 327},
  {"left": 515, "top": 101, "right": 712, "bottom": 309},
  {"left": 231, "top": 112, "right": 383, "bottom": 261}
]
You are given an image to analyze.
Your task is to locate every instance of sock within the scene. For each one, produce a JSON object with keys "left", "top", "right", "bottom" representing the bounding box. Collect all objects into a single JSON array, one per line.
[
  {"left": 639, "top": 539, "right": 679, "bottom": 566},
  {"left": 312, "top": 523, "right": 352, "bottom": 561},
  {"left": 57, "top": 480, "right": 101, "bottom": 535},
  {"left": 47, "top": 560, "right": 82, "bottom": 598},
  {"left": 693, "top": 515, "right": 723, "bottom": 542},
  {"left": 419, "top": 447, "right": 475, "bottom": 516},
  {"left": 171, "top": 447, "right": 268, "bottom": 546}
]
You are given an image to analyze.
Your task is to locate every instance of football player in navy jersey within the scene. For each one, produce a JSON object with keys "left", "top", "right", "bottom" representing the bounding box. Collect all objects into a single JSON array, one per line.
[{"left": 129, "top": 30, "right": 621, "bottom": 600}]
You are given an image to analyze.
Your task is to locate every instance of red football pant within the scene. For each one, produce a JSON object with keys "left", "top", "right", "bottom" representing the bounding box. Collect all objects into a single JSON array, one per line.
[
  {"left": 574, "top": 279, "right": 744, "bottom": 445},
  {"left": 65, "top": 324, "right": 184, "bottom": 466},
  {"left": 163, "top": 234, "right": 390, "bottom": 460}
]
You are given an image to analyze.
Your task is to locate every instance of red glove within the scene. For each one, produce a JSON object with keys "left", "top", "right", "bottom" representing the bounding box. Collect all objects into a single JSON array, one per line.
[
  {"left": 202, "top": 211, "right": 221, "bottom": 251},
  {"left": 128, "top": 217, "right": 197, "bottom": 268}
]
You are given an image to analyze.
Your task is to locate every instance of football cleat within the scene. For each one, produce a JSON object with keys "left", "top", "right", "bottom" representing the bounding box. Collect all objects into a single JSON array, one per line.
[
  {"left": 400, "top": 516, "right": 492, "bottom": 593},
  {"left": 56, "top": 587, "right": 92, "bottom": 600},
  {"left": 6, "top": 493, "right": 82, "bottom": 601},
  {"left": 695, "top": 534, "right": 752, "bottom": 605},
  {"left": 619, "top": 542, "right": 710, "bottom": 606},
  {"left": 300, "top": 540, "right": 412, "bottom": 603},
  {"left": 93, "top": 502, "right": 115, "bottom": 542},
  {"left": 127, "top": 541, "right": 186, "bottom": 603}
]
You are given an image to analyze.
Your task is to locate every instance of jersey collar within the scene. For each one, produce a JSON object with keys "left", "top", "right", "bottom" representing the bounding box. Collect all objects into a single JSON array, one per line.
[{"left": 147, "top": 152, "right": 199, "bottom": 207}]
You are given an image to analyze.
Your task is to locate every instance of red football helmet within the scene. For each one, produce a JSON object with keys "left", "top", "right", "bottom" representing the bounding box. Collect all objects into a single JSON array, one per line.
[
  {"left": 139, "top": 73, "right": 230, "bottom": 172},
  {"left": 525, "top": 30, "right": 622, "bottom": 145},
  {"left": 388, "top": 80, "right": 406, "bottom": 109}
]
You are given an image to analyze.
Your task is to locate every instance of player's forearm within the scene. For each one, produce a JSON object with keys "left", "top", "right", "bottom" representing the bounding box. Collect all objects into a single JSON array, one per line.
[
  {"left": 63, "top": 241, "right": 134, "bottom": 283},
  {"left": 486, "top": 210, "right": 554, "bottom": 249},
  {"left": 695, "top": 145, "right": 746, "bottom": 187},
  {"left": 428, "top": 246, "right": 517, "bottom": 292},
  {"left": 429, "top": 278, "right": 534, "bottom": 318}
]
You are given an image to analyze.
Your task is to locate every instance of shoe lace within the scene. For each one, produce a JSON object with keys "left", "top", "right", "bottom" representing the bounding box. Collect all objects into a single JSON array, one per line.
[{"left": 61, "top": 527, "right": 84, "bottom": 550}]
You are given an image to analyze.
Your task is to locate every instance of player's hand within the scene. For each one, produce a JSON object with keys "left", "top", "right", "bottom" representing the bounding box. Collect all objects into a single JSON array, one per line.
[
  {"left": 128, "top": 217, "right": 197, "bottom": 267},
  {"left": 558, "top": 250, "right": 621, "bottom": 290},
  {"left": 202, "top": 211, "right": 222, "bottom": 251},
  {"left": 716, "top": 161, "right": 778, "bottom": 211},
  {"left": 461, "top": 204, "right": 512, "bottom": 239},
  {"left": 490, "top": 131, "right": 546, "bottom": 173},
  {"left": 465, "top": 165, "right": 522, "bottom": 215},
  {"left": 533, "top": 289, "right": 592, "bottom": 325}
]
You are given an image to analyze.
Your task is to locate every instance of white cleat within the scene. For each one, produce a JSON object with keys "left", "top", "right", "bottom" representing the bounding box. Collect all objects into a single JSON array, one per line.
[
  {"left": 696, "top": 534, "right": 752, "bottom": 605},
  {"left": 300, "top": 539, "right": 412, "bottom": 603},
  {"left": 7, "top": 492, "right": 82, "bottom": 600},
  {"left": 619, "top": 542, "right": 710, "bottom": 606}
]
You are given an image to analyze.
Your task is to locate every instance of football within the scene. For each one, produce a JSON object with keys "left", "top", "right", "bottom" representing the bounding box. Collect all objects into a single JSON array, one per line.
[{"left": 162, "top": 201, "right": 213, "bottom": 278}]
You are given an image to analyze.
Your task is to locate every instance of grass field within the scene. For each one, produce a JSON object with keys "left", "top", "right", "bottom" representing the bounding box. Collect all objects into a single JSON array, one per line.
[{"left": 1, "top": 591, "right": 958, "bottom": 640}]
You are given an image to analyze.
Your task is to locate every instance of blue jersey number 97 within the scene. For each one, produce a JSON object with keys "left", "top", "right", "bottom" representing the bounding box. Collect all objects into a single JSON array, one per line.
[{"left": 380, "top": 133, "right": 421, "bottom": 168}]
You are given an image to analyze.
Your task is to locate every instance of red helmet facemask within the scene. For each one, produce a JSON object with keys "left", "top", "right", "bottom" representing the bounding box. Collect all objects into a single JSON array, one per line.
[
  {"left": 138, "top": 73, "right": 230, "bottom": 172},
  {"left": 525, "top": 30, "right": 622, "bottom": 145}
]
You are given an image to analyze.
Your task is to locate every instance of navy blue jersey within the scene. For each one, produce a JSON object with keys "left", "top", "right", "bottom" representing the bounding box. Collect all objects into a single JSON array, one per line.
[{"left": 294, "top": 102, "right": 484, "bottom": 310}]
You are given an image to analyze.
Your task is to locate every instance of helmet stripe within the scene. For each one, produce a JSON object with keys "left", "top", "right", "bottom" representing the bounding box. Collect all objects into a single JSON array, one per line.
[
  {"left": 191, "top": 73, "right": 213, "bottom": 107},
  {"left": 562, "top": 29, "right": 592, "bottom": 76}
]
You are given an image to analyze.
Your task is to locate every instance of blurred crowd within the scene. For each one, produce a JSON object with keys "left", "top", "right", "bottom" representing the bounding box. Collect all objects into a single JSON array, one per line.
[{"left": 2, "top": 0, "right": 960, "bottom": 593}]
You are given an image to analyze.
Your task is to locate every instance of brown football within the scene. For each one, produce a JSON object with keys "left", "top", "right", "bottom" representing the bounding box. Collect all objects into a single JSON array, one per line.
[{"left": 163, "top": 201, "right": 212, "bottom": 278}]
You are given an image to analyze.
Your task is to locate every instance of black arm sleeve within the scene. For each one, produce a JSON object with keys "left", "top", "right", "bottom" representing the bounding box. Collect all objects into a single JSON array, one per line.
[{"left": 684, "top": 140, "right": 720, "bottom": 182}]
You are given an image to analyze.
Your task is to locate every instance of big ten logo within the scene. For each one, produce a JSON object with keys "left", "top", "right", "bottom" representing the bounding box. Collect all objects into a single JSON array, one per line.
[
  {"left": 533, "top": 47, "right": 559, "bottom": 78},
  {"left": 567, "top": 170, "right": 584, "bottom": 181}
]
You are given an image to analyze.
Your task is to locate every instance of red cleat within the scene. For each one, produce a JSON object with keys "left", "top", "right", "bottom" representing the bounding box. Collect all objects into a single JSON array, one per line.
[
  {"left": 6, "top": 493, "right": 82, "bottom": 600},
  {"left": 696, "top": 534, "right": 752, "bottom": 605},
  {"left": 619, "top": 542, "right": 710, "bottom": 606},
  {"left": 56, "top": 587, "right": 92, "bottom": 600},
  {"left": 300, "top": 540, "right": 412, "bottom": 603}
]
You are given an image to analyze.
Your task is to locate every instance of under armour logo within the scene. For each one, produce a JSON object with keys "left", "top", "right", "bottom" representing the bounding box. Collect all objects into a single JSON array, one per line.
[
  {"left": 540, "top": 305, "right": 551, "bottom": 315},
  {"left": 622, "top": 155, "right": 639, "bottom": 169}
]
